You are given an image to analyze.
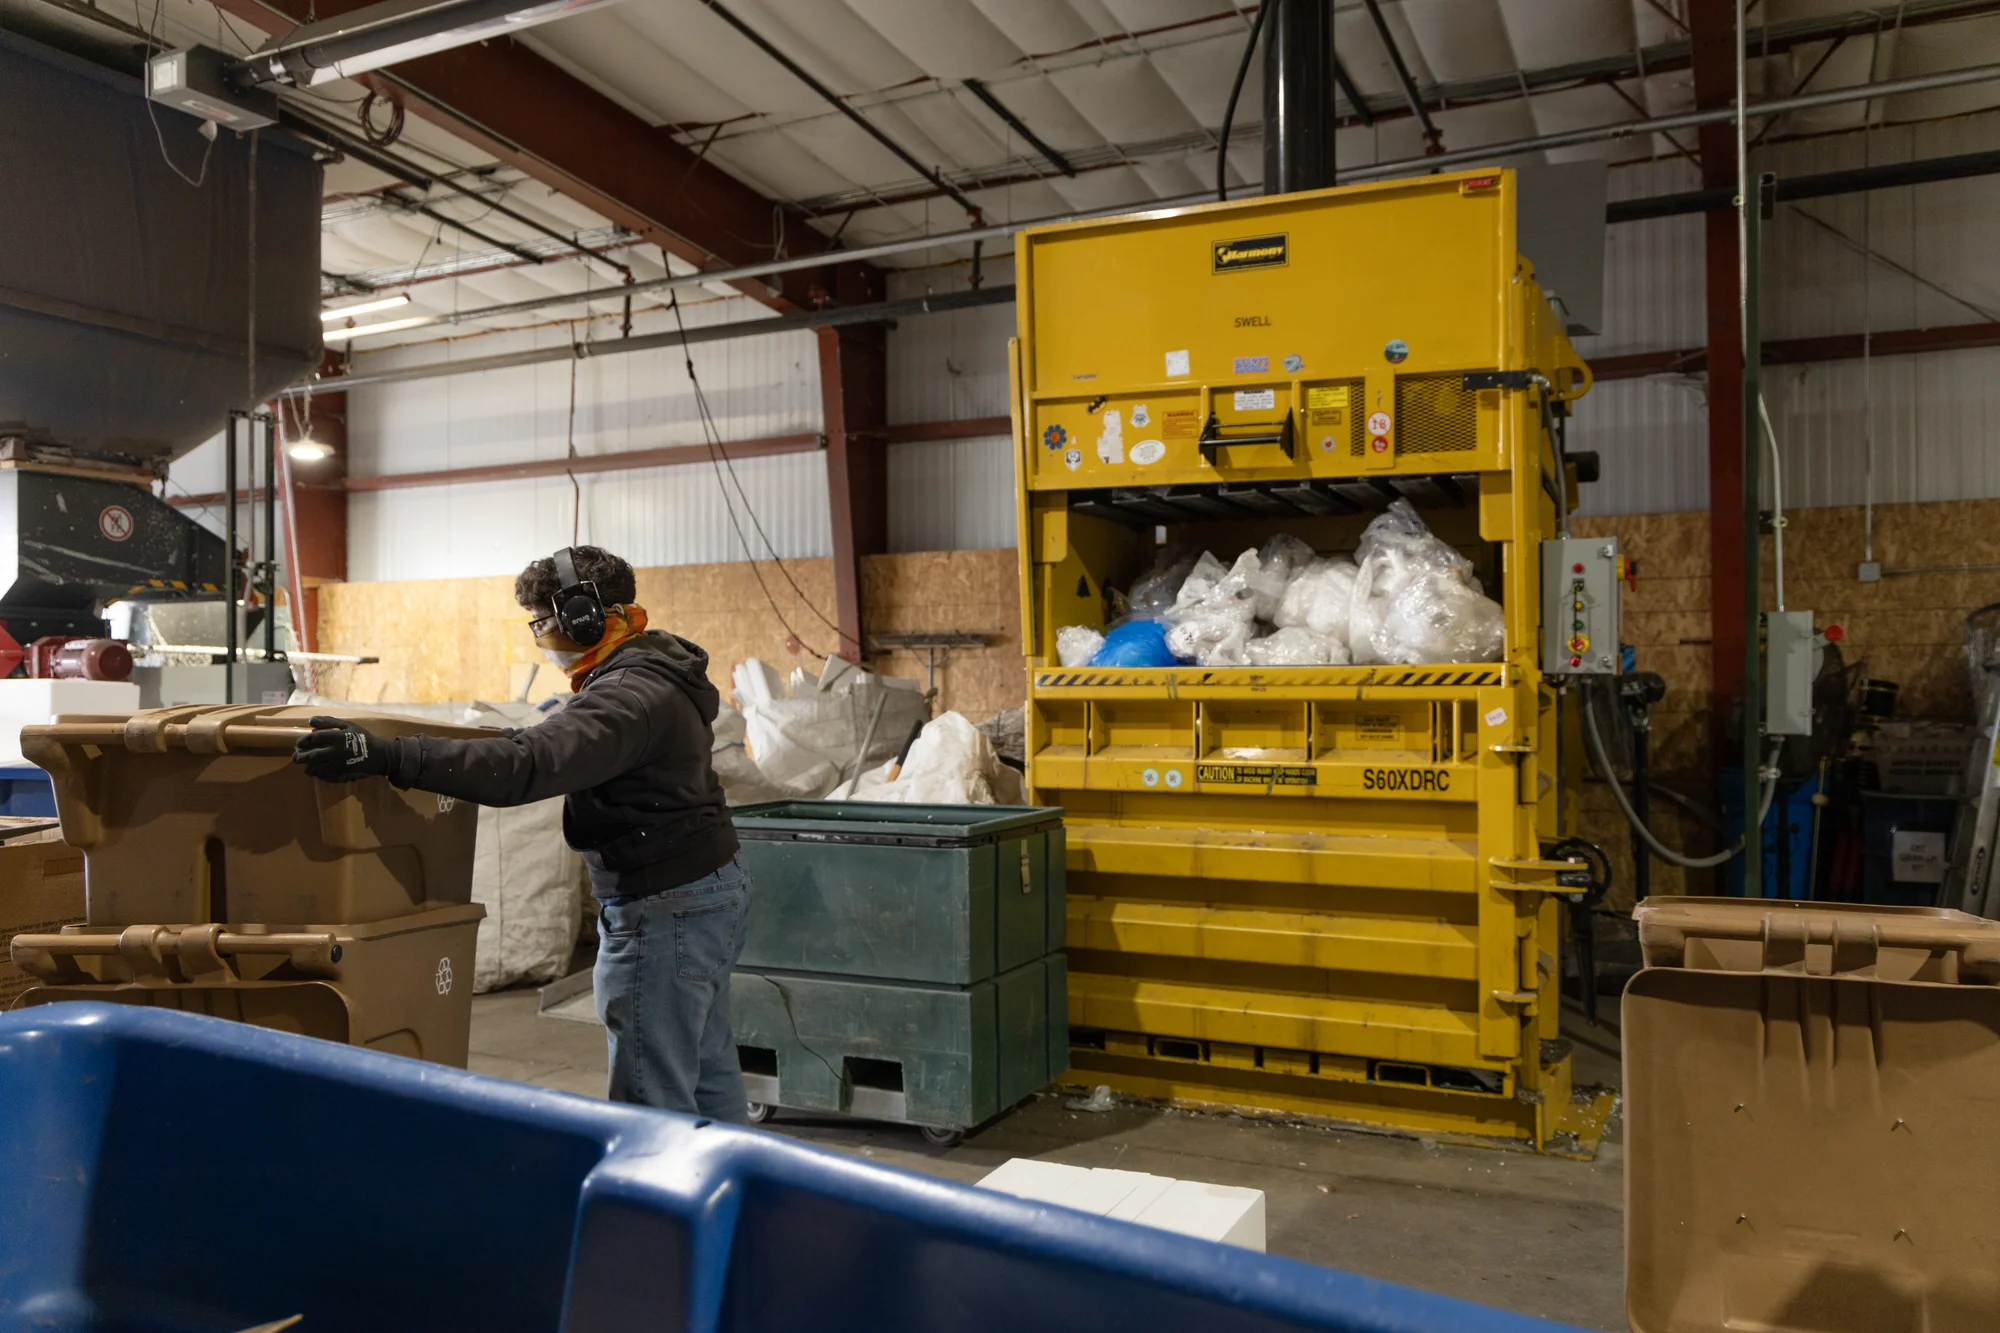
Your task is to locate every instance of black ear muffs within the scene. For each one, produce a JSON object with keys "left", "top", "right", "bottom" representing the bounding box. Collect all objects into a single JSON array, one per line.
[{"left": 550, "top": 547, "right": 607, "bottom": 647}]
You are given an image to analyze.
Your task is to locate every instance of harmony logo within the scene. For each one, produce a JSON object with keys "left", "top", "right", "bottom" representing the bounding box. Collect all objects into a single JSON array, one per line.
[{"left": 1212, "top": 233, "right": 1288, "bottom": 273}]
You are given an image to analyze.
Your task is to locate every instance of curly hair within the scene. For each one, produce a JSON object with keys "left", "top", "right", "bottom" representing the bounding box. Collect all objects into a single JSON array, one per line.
[{"left": 515, "top": 545, "right": 636, "bottom": 610}]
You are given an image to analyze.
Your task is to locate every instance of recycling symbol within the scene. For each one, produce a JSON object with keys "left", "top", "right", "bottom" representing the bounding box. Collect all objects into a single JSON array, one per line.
[
  {"left": 1042, "top": 424, "right": 1068, "bottom": 450},
  {"left": 434, "top": 957, "right": 454, "bottom": 995}
]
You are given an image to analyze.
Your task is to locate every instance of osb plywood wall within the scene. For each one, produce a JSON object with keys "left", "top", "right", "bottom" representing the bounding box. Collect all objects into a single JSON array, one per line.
[
  {"left": 1574, "top": 496, "right": 2000, "bottom": 904},
  {"left": 318, "top": 496, "right": 1995, "bottom": 903},
  {"left": 316, "top": 549, "right": 1026, "bottom": 723}
]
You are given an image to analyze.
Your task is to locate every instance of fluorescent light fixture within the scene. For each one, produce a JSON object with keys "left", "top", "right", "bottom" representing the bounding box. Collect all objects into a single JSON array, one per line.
[
  {"left": 322, "top": 315, "right": 435, "bottom": 343},
  {"left": 321, "top": 293, "right": 410, "bottom": 321},
  {"left": 238, "top": 0, "right": 629, "bottom": 89},
  {"left": 287, "top": 439, "right": 334, "bottom": 462}
]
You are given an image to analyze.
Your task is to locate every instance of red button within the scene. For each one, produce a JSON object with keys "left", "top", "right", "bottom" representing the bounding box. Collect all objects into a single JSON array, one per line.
[
  {"left": 1569, "top": 656, "right": 1581, "bottom": 667},
  {"left": 1572, "top": 563, "right": 1584, "bottom": 574}
]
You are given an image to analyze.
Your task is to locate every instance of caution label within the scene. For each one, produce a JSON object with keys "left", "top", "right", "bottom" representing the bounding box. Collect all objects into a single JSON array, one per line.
[
  {"left": 1162, "top": 410, "right": 1201, "bottom": 439},
  {"left": 1307, "top": 408, "right": 1347, "bottom": 427},
  {"left": 1304, "top": 385, "right": 1351, "bottom": 410},
  {"left": 1197, "top": 763, "right": 1315, "bottom": 787}
]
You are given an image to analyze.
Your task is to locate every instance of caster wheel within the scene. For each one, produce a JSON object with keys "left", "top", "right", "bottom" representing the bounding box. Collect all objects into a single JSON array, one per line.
[
  {"left": 919, "top": 1125, "right": 964, "bottom": 1147},
  {"left": 745, "top": 1101, "right": 775, "bottom": 1124}
]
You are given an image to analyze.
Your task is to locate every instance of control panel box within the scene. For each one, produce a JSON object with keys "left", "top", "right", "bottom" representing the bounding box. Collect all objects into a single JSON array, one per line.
[
  {"left": 1541, "top": 537, "right": 1622, "bottom": 675},
  {"left": 1765, "top": 610, "right": 1818, "bottom": 736}
]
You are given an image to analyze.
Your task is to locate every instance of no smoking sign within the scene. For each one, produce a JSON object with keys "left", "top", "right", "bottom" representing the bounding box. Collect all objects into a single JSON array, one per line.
[{"left": 98, "top": 505, "right": 134, "bottom": 542}]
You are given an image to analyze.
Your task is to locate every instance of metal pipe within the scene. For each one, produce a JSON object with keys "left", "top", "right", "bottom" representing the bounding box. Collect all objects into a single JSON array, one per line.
[
  {"left": 224, "top": 415, "right": 239, "bottom": 705},
  {"left": 284, "top": 285, "right": 1013, "bottom": 396},
  {"left": 962, "top": 78, "right": 1075, "bottom": 177},
  {"left": 696, "top": 0, "right": 982, "bottom": 221},
  {"left": 1739, "top": 0, "right": 1765, "bottom": 897},
  {"left": 263, "top": 414, "right": 277, "bottom": 663},
  {"left": 1335, "top": 57, "right": 2000, "bottom": 182},
  {"left": 281, "top": 107, "right": 632, "bottom": 281},
  {"left": 1358, "top": 0, "right": 1443, "bottom": 152},
  {"left": 1264, "top": 0, "right": 1337, "bottom": 194},
  {"left": 313, "top": 59, "right": 2000, "bottom": 345}
]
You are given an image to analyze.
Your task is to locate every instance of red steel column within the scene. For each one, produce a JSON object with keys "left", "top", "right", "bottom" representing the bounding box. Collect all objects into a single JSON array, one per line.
[{"left": 1689, "top": 0, "right": 1744, "bottom": 767}]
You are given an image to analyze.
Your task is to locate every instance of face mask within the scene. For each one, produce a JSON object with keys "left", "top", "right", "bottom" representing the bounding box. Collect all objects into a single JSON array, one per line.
[{"left": 542, "top": 647, "right": 582, "bottom": 670}]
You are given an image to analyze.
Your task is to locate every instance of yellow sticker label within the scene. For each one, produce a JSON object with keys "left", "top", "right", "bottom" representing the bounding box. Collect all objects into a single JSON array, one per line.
[
  {"left": 1307, "top": 408, "right": 1346, "bottom": 427},
  {"left": 1162, "top": 410, "right": 1201, "bottom": 440},
  {"left": 1305, "top": 385, "right": 1351, "bottom": 410}
]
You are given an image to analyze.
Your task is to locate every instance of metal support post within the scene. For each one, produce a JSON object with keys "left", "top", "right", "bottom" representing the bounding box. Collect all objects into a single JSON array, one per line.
[{"left": 1741, "top": 174, "right": 1769, "bottom": 896}]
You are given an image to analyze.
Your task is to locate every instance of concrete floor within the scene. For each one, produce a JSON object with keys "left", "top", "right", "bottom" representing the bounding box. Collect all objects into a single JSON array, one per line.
[{"left": 469, "top": 987, "right": 1629, "bottom": 1331}]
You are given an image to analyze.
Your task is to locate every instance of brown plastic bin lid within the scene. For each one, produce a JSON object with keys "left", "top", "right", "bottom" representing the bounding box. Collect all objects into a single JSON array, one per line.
[
  {"left": 1625, "top": 897, "right": 2000, "bottom": 1333},
  {"left": 24, "top": 703, "right": 494, "bottom": 756}
]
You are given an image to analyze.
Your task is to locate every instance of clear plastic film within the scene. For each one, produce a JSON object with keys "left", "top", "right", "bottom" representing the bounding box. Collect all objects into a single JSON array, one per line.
[
  {"left": 1056, "top": 626, "right": 1105, "bottom": 667},
  {"left": 1348, "top": 500, "right": 1504, "bottom": 665}
]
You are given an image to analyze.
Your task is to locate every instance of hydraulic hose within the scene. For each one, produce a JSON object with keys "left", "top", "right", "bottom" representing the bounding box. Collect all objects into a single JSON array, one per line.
[
  {"left": 1581, "top": 681, "right": 1780, "bottom": 870},
  {"left": 1215, "top": 1, "right": 1274, "bottom": 202}
]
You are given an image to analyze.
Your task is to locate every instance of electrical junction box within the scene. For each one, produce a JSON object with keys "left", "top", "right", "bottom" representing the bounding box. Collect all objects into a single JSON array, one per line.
[
  {"left": 1541, "top": 537, "right": 1621, "bottom": 675},
  {"left": 1765, "top": 610, "right": 1820, "bottom": 737}
]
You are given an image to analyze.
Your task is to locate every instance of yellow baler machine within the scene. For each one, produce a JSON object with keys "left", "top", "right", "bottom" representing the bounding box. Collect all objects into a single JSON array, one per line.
[{"left": 1009, "top": 169, "right": 1614, "bottom": 1153}]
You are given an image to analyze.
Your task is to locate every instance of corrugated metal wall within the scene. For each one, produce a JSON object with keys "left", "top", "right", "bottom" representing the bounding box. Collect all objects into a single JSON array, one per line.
[
  {"left": 1573, "top": 110, "right": 2000, "bottom": 516},
  {"left": 885, "top": 259, "right": 1019, "bottom": 552},
  {"left": 340, "top": 297, "right": 827, "bottom": 581}
]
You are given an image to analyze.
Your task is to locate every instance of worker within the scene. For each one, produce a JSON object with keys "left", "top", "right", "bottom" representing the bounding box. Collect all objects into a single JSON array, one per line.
[{"left": 291, "top": 545, "right": 751, "bottom": 1123}]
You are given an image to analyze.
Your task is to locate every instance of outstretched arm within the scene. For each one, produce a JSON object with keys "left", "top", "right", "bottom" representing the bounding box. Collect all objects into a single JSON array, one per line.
[{"left": 291, "top": 679, "right": 668, "bottom": 806}]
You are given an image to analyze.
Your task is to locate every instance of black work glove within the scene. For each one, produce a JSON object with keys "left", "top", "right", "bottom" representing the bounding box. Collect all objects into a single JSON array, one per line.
[{"left": 292, "top": 715, "right": 394, "bottom": 782}]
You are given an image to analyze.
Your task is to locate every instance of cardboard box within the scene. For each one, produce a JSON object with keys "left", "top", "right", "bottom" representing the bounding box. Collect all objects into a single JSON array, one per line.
[
  {"left": 1872, "top": 721, "right": 1974, "bottom": 796},
  {"left": 0, "top": 830, "right": 84, "bottom": 1007}
]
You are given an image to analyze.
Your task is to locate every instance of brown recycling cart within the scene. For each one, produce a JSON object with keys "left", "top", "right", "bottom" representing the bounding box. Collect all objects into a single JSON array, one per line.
[
  {"left": 8, "top": 705, "right": 491, "bottom": 1065},
  {"left": 1625, "top": 897, "right": 2000, "bottom": 1333}
]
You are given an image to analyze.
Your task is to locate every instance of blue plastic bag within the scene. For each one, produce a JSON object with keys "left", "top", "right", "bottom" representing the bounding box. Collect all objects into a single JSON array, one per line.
[{"left": 1089, "top": 620, "right": 1177, "bottom": 667}]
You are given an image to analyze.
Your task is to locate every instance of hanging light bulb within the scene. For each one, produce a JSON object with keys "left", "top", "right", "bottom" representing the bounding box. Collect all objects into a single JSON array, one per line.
[{"left": 287, "top": 439, "right": 333, "bottom": 462}]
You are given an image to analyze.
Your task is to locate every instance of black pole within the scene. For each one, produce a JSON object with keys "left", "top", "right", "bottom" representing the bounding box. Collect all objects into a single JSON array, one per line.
[
  {"left": 263, "top": 415, "right": 278, "bottom": 665},
  {"left": 225, "top": 414, "right": 239, "bottom": 705},
  {"left": 1262, "top": 0, "right": 1336, "bottom": 195}
]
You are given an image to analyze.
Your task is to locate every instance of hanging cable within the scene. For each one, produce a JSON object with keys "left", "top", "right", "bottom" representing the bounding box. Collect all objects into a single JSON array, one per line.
[
  {"left": 1216, "top": 2, "right": 1273, "bottom": 202},
  {"left": 143, "top": 0, "right": 215, "bottom": 187},
  {"left": 662, "top": 290, "right": 835, "bottom": 655},
  {"left": 1759, "top": 393, "right": 1787, "bottom": 612},
  {"left": 1581, "top": 679, "right": 1781, "bottom": 870},
  {"left": 358, "top": 87, "right": 406, "bottom": 148}
]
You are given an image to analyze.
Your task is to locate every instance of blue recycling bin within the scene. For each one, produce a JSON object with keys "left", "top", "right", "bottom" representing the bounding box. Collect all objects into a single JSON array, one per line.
[
  {"left": 0, "top": 1005, "right": 1576, "bottom": 1333},
  {"left": 0, "top": 764, "right": 54, "bottom": 817}
]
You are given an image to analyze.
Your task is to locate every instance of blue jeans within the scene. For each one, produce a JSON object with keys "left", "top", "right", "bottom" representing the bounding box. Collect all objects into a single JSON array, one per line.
[{"left": 593, "top": 858, "right": 752, "bottom": 1123}]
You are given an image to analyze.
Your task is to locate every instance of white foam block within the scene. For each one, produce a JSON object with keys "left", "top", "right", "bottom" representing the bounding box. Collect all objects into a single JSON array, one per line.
[
  {"left": 0, "top": 679, "right": 141, "bottom": 765},
  {"left": 1130, "top": 1179, "right": 1266, "bottom": 1251},
  {"left": 977, "top": 1158, "right": 1092, "bottom": 1203},
  {"left": 978, "top": 1160, "right": 1266, "bottom": 1251}
]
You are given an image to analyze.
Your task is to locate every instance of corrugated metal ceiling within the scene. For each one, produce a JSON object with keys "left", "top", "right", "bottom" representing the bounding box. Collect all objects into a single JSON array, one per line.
[{"left": 140, "top": 0, "right": 2000, "bottom": 357}]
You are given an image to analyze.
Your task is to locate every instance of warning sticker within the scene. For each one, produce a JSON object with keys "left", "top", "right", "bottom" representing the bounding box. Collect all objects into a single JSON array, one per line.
[
  {"left": 1307, "top": 408, "right": 1347, "bottom": 427},
  {"left": 1354, "top": 713, "right": 1402, "bottom": 745},
  {"left": 1196, "top": 763, "right": 1315, "bottom": 787},
  {"left": 1305, "top": 386, "right": 1350, "bottom": 410},
  {"left": 1163, "top": 410, "right": 1200, "bottom": 439},
  {"left": 1235, "top": 388, "right": 1276, "bottom": 411}
]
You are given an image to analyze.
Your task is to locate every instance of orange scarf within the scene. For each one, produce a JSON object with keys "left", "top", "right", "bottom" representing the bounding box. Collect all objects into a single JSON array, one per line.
[{"left": 567, "top": 603, "right": 650, "bottom": 687}]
